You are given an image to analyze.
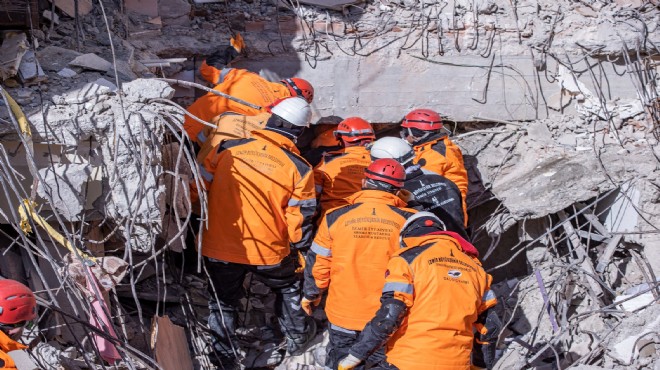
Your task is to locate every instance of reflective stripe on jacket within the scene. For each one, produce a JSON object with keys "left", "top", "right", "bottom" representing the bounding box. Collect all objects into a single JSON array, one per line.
[
  {"left": 184, "top": 67, "right": 291, "bottom": 143},
  {"left": 196, "top": 112, "right": 271, "bottom": 162},
  {"left": 303, "top": 190, "right": 417, "bottom": 330},
  {"left": 412, "top": 136, "right": 469, "bottom": 225},
  {"left": 383, "top": 233, "right": 496, "bottom": 370},
  {"left": 0, "top": 330, "right": 27, "bottom": 369},
  {"left": 313, "top": 146, "right": 372, "bottom": 217},
  {"left": 200, "top": 129, "right": 316, "bottom": 265}
]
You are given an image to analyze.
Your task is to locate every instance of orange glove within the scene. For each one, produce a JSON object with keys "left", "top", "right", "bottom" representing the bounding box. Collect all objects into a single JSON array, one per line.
[
  {"left": 230, "top": 33, "right": 245, "bottom": 53},
  {"left": 301, "top": 297, "right": 321, "bottom": 316},
  {"left": 295, "top": 250, "right": 306, "bottom": 274}
]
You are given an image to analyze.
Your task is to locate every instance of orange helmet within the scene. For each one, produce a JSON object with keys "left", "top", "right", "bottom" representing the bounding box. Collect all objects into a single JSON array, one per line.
[
  {"left": 401, "top": 109, "right": 444, "bottom": 131},
  {"left": 334, "top": 117, "right": 375, "bottom": 144},
  {"left": 0, "top": 280, "right": 37, "bottom": 325},
  {"left": 364, "top": 158, "right": 405, "bottom": 188},
  {"left": 282, "top": 78, "right": 314, "bottom": 103}
]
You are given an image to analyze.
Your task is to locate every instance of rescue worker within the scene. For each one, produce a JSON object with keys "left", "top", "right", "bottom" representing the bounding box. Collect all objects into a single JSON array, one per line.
[
  {"left": 195, "top": 107, "right": 273, "bottom": 162},
  {"left": 314, "top": 117, "right": 376, "bottom": 218},
  {"left": 303, "top": 116, "right": 344, "bottom": 167},
  {"left": 196, "top": 97, "right": 317, "bottom": 367},
  {"left": 400, "top": 109, "right": 469, "bottom": 225},
  {"left": 0, "top": 279, "right": 37, "bottom": 370},
  {"left": 184, "top": 40, "right": 314, "bottom": 148},
  {"left": 370, "top": 136, "right": 467, "bottom": 239},
  {"left": 302, "top": 159, "right": 417, "bottom": 369},
  {"left": 337, "top": 212, "right": 500, "bottom": 370}
]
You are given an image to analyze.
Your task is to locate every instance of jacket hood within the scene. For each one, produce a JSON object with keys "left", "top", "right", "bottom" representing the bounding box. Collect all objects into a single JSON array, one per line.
[
  {"left": 347, "top": 189, "right": 408, "bottom": 208},
  {"left": 252, "top": 129, "right": 300, "bottom": 155}
]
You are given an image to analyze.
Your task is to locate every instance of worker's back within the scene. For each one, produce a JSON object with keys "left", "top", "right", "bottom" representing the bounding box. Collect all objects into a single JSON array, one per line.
[
  {"left": 195, "top": 111, "right": 271, "bottom": 161},
  {"left": 412, "top": 135, "right": 469, "bottom": 224},
  {"left": 385, "top": 233, "right": 495, "bottom": 370},
  {"left": 314, "top": 146, "right": 372, "bottom": 217},
  {"left": 313, "top": 190, "right": 416, "bottom": 330},
  {"left": 184, "top": 68, "right": 291, "bottom": 143},
  {"left": 202, "top": 129, "right": 315, "bottom": 266}
]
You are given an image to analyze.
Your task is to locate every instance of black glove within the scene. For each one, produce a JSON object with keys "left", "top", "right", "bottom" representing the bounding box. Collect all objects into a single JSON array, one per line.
[{"left": 205, "top": 45, "right": 240, "bottom": 69}]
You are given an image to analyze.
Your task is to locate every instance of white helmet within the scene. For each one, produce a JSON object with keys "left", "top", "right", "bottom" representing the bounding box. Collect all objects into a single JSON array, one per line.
[
  {"left": 270, "top": 97, "right": 312, "bottom": 127},
  {"left": 370, "top": 137, "right": 415, "bottom": 166}
]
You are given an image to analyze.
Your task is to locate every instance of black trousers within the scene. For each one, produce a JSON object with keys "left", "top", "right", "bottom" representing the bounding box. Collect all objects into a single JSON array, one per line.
[
  {"left": 205, "top": 254, "right": 308, "bottom": 361},
  {"left": 327, "top": 324, "right": 386, "bottom": 370}
]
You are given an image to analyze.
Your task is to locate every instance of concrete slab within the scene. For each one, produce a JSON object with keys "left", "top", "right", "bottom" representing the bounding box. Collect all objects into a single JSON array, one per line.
[{"left": 68, "top": 53, "right": 112, "bottom": 72}]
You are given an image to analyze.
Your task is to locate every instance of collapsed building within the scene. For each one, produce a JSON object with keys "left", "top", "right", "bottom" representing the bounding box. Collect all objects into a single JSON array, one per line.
[{"left": 0, "top": 0, "right": 658, "bottom": 369}]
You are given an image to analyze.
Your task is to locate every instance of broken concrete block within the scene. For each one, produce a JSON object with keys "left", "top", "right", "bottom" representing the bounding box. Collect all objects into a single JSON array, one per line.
[
  {"left": 68, "top": 53, "right": 112, "bottom": 72},
  {"left": 42, "top": 9, "right": 60, "bottom": 24},
  {"left": 0, "top": 32, "right": 29, "bottom": 80},
  {"left": 492, "top": 151, "right": 614, "bottom": 219},
  {"left": 94, "top": 77, "right": 118, "bottom": 92},
  {"left": 57, "top": 67, "right": 77, "bottom": 78},
  {"left": 159, "top": 0, "right": 191, "bottom": 26},
  {"left": 48, "top": 0, "right": 93, "bottom": 18},
  {"left": 52, "top": 82, "right": 111, "bottom": 105},
  {"left": 37, "top": 164, "right": 92, "bottom": 220},
  {"left": 7, "top": 350, "right": 39, "bottom": 370},
  {"left": 612, "top": 315, "right": 660, "bottom": 363},
  {"left": 18, "top": 50, "right": 47, "bottom": 85},
  {"left": 615, "top": 291, "right": 655, "bottom": 312},
  {"left": 125, "top": 0, "right": 159, "bottom": 17},
  {"left": 122, "top": 79, "right": 175, "bottom": 102},
  {"left": 526, "top": 121, "right": 554, "bottom": 146},
  {"left": 37, "top": 46, "right": 82, "bottom": 72}
]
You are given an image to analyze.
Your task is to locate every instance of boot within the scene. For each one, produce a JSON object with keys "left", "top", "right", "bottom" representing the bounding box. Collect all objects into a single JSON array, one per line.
[{"left": 286, "top": 317, "right": 318, "bottom": 356}]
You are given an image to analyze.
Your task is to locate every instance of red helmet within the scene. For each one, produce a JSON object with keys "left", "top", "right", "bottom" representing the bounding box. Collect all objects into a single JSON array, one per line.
[
  {"left": 401, "top": 109, "right": 444, "bottom": 131},
  {"left": 282, "top": 78, "right": 314, "bottom": 103},
  {"left": 0, "top": 280, "right": 37, "bottom": 325},
  {"left": 364, "top": 158, "right": 405, "bottom": 188},
  {"left": 334, "top": 117, "right": 375, "bottom": 144}
]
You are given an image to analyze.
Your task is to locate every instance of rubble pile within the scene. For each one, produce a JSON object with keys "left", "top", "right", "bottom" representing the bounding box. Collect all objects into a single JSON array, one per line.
[{"left": 0, "top": 0, "right": 658, "bottom": 369}]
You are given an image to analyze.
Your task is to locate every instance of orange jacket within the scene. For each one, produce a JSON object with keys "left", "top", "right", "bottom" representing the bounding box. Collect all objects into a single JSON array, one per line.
[
  {"left": 413, "top": 136, "right": 469, "bottom": 225},
  {"left": 196, "top": 112, "right": 271, "bottom": 162},
  {"left": 311, "top": 125, "right": 340, "bottom": 149},
  {"left": 200, "top": 129, "right": 316, "bottom": 265},
  {"left": 184, "top": 65, "right": 292, "bottom": 143},
  {"left": 313, "top": 146, "right": 372, "bottom": 217},
  {"left": 0, "top": 330, "right": 27, "bottom": 369},
  {"left": 304, "top": 190, "right": 417, "bottom": 330},
  {"left": 381, "top": 233, "right": 497, "bottom": 370}
]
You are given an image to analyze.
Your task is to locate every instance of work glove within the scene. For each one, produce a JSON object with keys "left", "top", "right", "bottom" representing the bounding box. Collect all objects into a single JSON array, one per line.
[
  {"left": 301, "top": 296, "right": 321, "bottom": 316},
  {"left": 337, "top": 354, "right": 362, "bottom": 370},
  {"left": 295, "top": 250, "right": 306, "bottom": 274},
  {"left": 396, "top": 188, "right": 414, "bottom": 204},
  {"left": 206, "top": 46, "right": 240, "bottom": 69}
]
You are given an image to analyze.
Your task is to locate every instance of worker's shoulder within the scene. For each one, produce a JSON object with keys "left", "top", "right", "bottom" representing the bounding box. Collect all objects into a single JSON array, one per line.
[
  {"left": 385, "top": 205, "right": 418, "bottom": 220},
  {"left": 319, "top": 150, "right": 348, "bottom": 164},
  {"left": 218, "top": 137, "right": 256, "bottom": 153},
  {"left": 392, "top": 242, "right": 436, "bottom": 265},
  {"left": 324, "top": 203, "right": 361, "bottom": 228},
  {"left": 278, "top": 147, "right": 313, "bottom": 178}
]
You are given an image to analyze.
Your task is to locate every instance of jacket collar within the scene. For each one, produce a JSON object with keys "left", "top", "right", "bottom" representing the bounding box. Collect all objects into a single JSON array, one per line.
[
  {"left": 348, "top": 189, "right": 407, "bottom": 207},
  {"left": 344, "top": 145, "right": 370, "bottom": 155},
  {"left": 413, "top": 133, "right": 446, "bottom": 152},
  {"left": 252, "top": 129, "right": 300, "bottom": 155},
  {"left": 400, "top": 233, "right": 456, "bottom": 251}
]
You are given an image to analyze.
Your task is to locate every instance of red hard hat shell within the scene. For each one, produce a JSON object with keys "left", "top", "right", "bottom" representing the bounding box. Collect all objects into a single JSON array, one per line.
[
  {"left": 282, "top": 78, "right": 314, "bottom": 103},
  {"left": 0, "top": 280, "right": 37, "bottom": 325},
  {"left": 364, "top": 158, "right": 406, "bottom": 188},
  {"left": 401, "top": 109, "right": 444, "bottom": 131},
  {"left": 334, "top": 117, "right": 375, "bottom": 143}
]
